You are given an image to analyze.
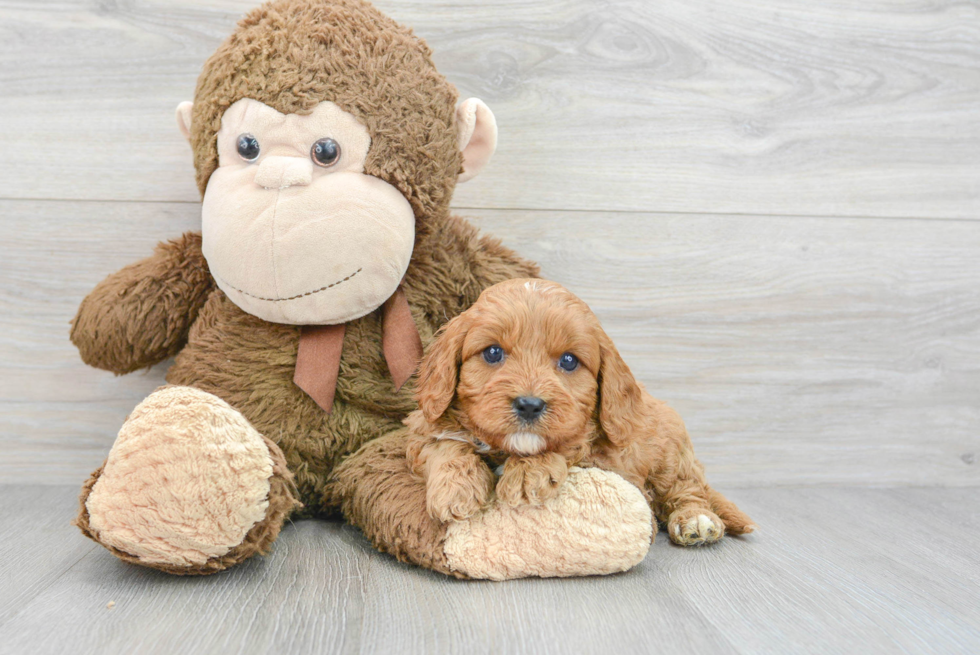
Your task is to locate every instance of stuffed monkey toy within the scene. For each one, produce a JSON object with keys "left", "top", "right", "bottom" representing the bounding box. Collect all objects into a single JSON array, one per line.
[{"left": 71, "top": 0, "right": 654, "bottom": 579}]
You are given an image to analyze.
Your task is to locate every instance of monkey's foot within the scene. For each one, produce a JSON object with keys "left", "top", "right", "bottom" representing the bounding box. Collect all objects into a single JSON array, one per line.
[
  {"left": 75, "top": 386, "right": 300, "bottom": 575},
  {"left": 667, "top": 508, "right": 725, "bottom": 546},
  {"left": 446, "top": 467, "right": 652, "bottom": 580},
  {"left": 332, "top": 431, "right": 653, "bottom": 581}
]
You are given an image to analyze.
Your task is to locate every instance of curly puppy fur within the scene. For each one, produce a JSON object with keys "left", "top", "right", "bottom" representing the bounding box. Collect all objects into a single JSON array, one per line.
[{"left": 406, "top": 279, "right": 756, "bottom": 545}]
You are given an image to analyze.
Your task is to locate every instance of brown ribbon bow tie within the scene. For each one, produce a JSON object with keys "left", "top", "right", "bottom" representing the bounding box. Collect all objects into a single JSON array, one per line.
[{"left": 293, "top": 288, "right": 423, "bottom": 413}]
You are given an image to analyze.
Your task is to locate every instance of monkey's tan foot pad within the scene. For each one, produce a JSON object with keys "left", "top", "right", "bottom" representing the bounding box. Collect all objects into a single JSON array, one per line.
[
  {"left": 75, "top": 386, "right": 299, "bottom": 575},
  {"left": 443, "top": 467, "right": 653, "bottom": 581}
]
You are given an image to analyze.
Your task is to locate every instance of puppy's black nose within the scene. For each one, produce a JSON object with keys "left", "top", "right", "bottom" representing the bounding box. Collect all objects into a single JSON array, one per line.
[{"left": 513, "top": 396, "right": 547, "bottom": 422}]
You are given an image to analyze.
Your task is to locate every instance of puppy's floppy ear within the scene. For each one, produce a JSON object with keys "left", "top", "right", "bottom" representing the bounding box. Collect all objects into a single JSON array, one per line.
[
  {"left": 415, "top": 311, "right": 471, "bottom": 423},
  {"left": 596, "top": 333, "right": 647, "bottom": 446}
]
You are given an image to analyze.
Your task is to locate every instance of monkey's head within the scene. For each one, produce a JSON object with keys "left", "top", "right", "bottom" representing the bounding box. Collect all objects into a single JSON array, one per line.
[{"left": 176, "top": 0, "right": 496, "bottom": 325}]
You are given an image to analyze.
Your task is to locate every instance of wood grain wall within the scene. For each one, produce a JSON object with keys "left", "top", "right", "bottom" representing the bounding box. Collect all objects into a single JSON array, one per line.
[{"left": 0, "top": 0, "right": 977, "bottom": 486}]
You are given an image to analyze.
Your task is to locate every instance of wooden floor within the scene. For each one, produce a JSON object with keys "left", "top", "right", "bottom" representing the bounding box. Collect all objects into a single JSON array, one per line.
[
  {"left": 1, "top": 0, "right": 978, "bottom": 653},
  {"left": 1, "top": 485, "right": 978, "bottom": 654}
]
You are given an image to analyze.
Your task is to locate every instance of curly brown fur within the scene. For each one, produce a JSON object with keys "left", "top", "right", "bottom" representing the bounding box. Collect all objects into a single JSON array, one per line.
[
  {"left": 494, "top": 452, "right": 568, "bottom": 508},
  {"left": 156, "top": 218, "right": 536, "bottom": 516},
  {"left": 328, "top": 429, "right": 467, "bottom": 577},
  {"left": 406, "top": 279, "right": 756, "bottom": 546},
  {"left": 70, "top": 232, "right": 213, "bottom": 374},
  {"left": 70, "top": 0, "right": 539, "bottom": 570},
  {"left": 406, "top": 437, "right": 495, "bottom": 521}
]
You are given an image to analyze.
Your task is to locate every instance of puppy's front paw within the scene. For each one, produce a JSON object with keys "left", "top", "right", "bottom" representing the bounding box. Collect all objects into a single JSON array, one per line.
[
  {"left": 496, "top": 453, "right": 569, "bottom": 507},
  {"left": 667, "top": 508, "right": 725, "bottom": 546},
  {"left": 426, "top": 459, "right": 495, "bottom": 522}
]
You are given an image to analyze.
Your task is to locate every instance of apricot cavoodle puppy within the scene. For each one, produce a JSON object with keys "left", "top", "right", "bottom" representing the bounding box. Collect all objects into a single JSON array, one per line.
[{"left": 405, "top": 278, "right": 755, "bottom": 545}]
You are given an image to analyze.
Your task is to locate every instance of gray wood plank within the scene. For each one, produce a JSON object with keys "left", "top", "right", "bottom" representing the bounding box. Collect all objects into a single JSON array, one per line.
[
  {"left": 354, "top": 549, "right": 733, "bottom": 655},
  {"left": 653, "top": 487, "right": 980, "bottom": 654},
  {"left": 0, "top": 520, "right": 370, "bottom": 654},
  {"left": 0, "top": 0, "right": 977, "bottom": 218},
  {"left": 0, "top": 486, "right": 96, "bottom": 626},
  {"left": 2, "top": 199, "right": 977, "bottom": 487},
  {"left": 0, "top": 490, "right": 734, "bottom": 655},
  {"left": 1, "top": 485, "right": 978, "bottom": 654}
]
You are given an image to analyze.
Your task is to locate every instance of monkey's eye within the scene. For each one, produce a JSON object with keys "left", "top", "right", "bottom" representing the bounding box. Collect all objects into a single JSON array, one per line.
[
  {"left": 236, "top": 134, "right": 260, "bottom": 162},
  {"left": 311, "top": 137, "right": 341, "bottom": 167},
  {"left": 483, "top": 345, "right": 505, "bottom": 365},
  {"left": 558, "top": 352, "right": 579, "bottom": 372}
]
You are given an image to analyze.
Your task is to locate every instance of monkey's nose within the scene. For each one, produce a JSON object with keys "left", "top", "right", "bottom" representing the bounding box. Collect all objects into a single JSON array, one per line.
[
  {"left": 512, "top": 396, "right": 547, "bottom": 423},
  {"left": 253, "top": 156, "right": 314, "bottom": 189}
]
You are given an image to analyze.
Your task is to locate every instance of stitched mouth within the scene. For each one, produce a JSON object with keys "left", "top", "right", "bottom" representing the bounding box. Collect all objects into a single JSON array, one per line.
[{"left": 215, "top": 268, "right": 362, "bottom": 302}]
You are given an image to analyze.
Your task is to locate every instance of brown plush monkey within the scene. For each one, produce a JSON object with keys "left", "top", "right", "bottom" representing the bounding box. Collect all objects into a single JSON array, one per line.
[{"left": 70, "top": 0, "right": 654, "bottom": 579}]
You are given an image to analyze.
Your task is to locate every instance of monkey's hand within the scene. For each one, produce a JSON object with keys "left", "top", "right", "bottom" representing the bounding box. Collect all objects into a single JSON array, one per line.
[{"left": 70, "top": 231, "right": 214, "bottom": 374}]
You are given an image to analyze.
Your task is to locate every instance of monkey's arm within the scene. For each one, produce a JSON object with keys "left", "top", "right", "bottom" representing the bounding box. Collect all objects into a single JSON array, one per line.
[{"left": 70, "top": 231, "right": 214, "bottom": 374}]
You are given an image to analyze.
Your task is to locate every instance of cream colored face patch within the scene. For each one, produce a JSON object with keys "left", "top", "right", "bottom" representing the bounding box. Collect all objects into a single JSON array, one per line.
[
  {"left": 502, "top": 431, "right": 546, "bottom": 455},
  {"left": 201, "top": 98, "right": 415, "bottom": 325}
]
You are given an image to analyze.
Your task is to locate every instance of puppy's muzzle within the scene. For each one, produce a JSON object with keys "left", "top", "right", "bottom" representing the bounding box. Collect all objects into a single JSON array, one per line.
[{"left": 512, "top": 396, "right": 547, "bottom": 423}]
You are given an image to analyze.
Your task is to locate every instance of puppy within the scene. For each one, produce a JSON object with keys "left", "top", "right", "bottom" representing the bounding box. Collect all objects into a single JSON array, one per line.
[{"left": 405, "top": 278, "right": 755, "bottom": 546}]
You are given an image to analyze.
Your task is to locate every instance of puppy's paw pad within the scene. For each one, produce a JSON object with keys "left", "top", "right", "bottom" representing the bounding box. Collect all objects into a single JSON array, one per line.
[
  {"left": 697, "top": 514, "right": 722, "bottom": 540},
  {"left": 668, "top": 510, "right": 724, "bottom": 546}
]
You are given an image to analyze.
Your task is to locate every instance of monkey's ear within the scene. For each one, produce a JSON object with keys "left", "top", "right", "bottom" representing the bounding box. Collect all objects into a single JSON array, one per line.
[
  {"left": 176, "top": 101, "right": 194, "bottom": 143},
  {"left": 456, "top": 98, "right": 497, "bottom": 183}
]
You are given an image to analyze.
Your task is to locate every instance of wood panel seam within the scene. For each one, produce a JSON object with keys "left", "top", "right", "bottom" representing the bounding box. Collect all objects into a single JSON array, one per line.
[{"left": 1, "top": 196, "right": 977, "bottom": 224}]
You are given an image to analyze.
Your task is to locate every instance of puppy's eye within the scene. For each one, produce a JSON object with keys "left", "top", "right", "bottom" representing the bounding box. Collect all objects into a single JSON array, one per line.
[
  {"left": 311, "top": 137, "right": 341, "bottom": 167},
  {"left": 236, "top": 133, "right": 260, "bottom": 162},
  {"left": 558, "top": 352, "right": 579, "bottom": 372},
  {"left": 483, "top": 345, "right": 504, "bottom": 364}
]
